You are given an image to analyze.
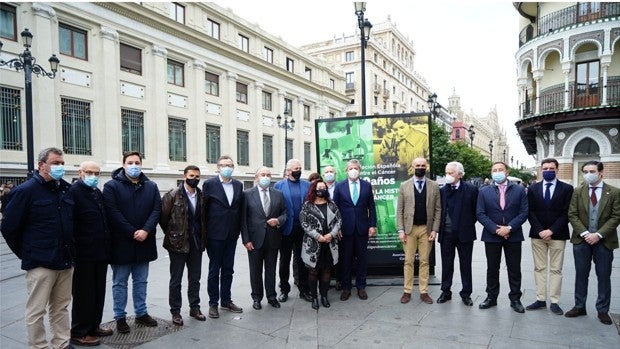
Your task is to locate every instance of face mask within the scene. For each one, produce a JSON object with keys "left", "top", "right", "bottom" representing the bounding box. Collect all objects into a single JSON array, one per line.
[
  {"left": 290, "top": 170, "right": 302, "bottom": 180},
  {"left": 83, "top": 175, "right": 99, "bottom": 188},
  {"left": 583, "top": 172, "right": 599, "bottom": 185},
  {"left": 185, "top": 178, "right": 200, "bottom": 188},
  {"left": 348, "top": 169, "right": 359, "bottom": 180},
  {"left": 50, "top": 165, "right": 65, "bottom": 180},
  {"left": 492, "top": 171, "right": 506, "bottom": 183},
  {"left": 258, "top": 176, "right": 271, "bottom": 188},
  {"left": 542, "top": 170, "right": 556, "bottom": 182},
  {"left": 315, "top": 189, "right": 327, "bottom": 198},
  {"left": 126, "top": 164, "right": 142, "bottom": 178},
  {"left": 414, "top": 168, "right": 426, "bottom": 178},
  {"left": 324, "top": 172, "right": 335, "bottom": 182},
  {"left": 220, "top": 166, "right": 234, "bottom": 178},
  {"left": 445, "top": 174, "right": 456, "bottom": 184}
]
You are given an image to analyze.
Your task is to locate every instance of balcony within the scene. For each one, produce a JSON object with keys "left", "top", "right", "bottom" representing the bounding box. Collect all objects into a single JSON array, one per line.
[
  {"left": 373, "top": 83, "right": 381, "bottom": 94},
  {"left": 345, "top": 82, "right": 356, "bottom": 93}
]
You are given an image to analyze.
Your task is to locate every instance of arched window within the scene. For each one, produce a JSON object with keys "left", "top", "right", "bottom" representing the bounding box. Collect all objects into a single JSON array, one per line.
[{"left": 574, "top": 137, "right": 599, "bottom": 155}]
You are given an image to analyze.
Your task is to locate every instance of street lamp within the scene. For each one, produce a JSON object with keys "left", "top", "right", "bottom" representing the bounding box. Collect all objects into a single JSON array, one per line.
[
  {"left": 426, "top": 92, "right": 442, "bottom": 121},
  {"left": 468, "top": 125, "right": 475, "bottom": 148},
  {"left": 354, "top": 2, "right": 372, "bottom": 116},
  {"left": 488, "top": 140, "right": 494, "bottom": 161},
  {"left": 511, "top": 156, "right": 514, "bottom": 167},
  {"left": 1, "top": 28, "right": 60, "bottom": 177},
  {"left": 276, "top": 108, "right": 295, "bottom": 165},
  {"left": 503, "top": 149, "right": 506, "bottom": 163}
]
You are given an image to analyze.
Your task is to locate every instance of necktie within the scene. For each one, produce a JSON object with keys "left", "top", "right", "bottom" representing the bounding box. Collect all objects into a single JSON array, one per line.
[
  {"left": 499, "top": 184, "right": 506, "bottom": 209},
  {"left": 590, "top": 187, "right": 598, "bottom": 206},
  {"left": 261, "top": 189, "right": 270, "bottom": 215},
  {"left": 352, "top": 181, "right": 359, "bottom": 205},
  {"left": 417, "top": 180, "right": 423, "bottom": 192},
  {"left": 544, "top": 183, "right": 552, "bottom": 207}
]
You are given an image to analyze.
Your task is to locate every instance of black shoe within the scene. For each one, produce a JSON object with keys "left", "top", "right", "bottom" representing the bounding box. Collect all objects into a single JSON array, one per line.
[
  {"left": 278, "top": 293, "right": 288, "bottom": 303},
  {"left": 300, "top": 291, "right": 313, "bottom": 302},
  {"left": 510, "top": 300, "right": 525, "bottom": 313},
  {"left": 550, "top": 303, "right": 563, "bottom": 315},
  {"left": 135, "top": 313, "right": 158, "bottom": 327},
  {"left": 437, "top": 292, "right": 452, "bottom": 303},
  {"left": 311, "top": 297, "right": 319, "bottom": 310},
  {"left": 525, "top": 300, "right": 546, "bottom": 311},
  {"left": 321, "top": 296, "right": 330, "bottom": 308},
  {"left": 461, "top": 296, "right": 474, "bottom": 306},
  {"left": 252, "top": 300, "right": 262, "bottom": 310},
  {"left": 116, "top": 318, "right": 130, "bottom": 334},
  {"left": 479, "top": 298, "right": 497, "bottom": 309},
  {"left": 268, "top": 299, "right": 281, "bottom": 308}
]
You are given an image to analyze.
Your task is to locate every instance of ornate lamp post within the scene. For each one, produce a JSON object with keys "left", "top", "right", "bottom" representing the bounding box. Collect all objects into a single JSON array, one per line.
[
  {"left": 488, "top": 140, "right": 494, "bottom": 161},
  {"left": 426, "top": 93, "right": 442, "bottom": 121},
  {"left": 468, "top": 125, "right": 475, "bottom": 148},
  {"left": 354, "top": 2, "right": 372, "bottom": 116},
  {"left": 276, "top": 108, "right": 295, "bottom": 165},
  {"left": 503, "top": 149, "right": 506, "bottom": 163}
]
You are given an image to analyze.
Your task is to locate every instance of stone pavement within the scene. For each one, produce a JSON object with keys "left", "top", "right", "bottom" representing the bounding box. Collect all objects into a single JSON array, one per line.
[{"left": 1, "top": 222, "right": 619, "bottom": 348}]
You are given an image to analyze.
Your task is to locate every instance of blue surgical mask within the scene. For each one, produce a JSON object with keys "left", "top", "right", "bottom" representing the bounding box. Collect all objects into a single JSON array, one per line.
[
  {"left": 542, "top": 170, "right": 556, "bottom": 182},
  {"left": 258, "top": 176, "right": 271, "bottom": 188},
  {"left": 324, "top": 172, "right": 335, "bottom": 182},
  {"left": 50, "top": 165, "right": 65, "bottom": 180},
  {"left": 126, "top": 164, "right": 142, "bottom": 178},
  {"left": 220, "top": 166, "right": 234, "bottom": 178},
  {"left": 492, "top": 171, "right": 506, "bottom": 183},
  {"left": 83, "top": 175, "right": 99, "bottom": 188}
]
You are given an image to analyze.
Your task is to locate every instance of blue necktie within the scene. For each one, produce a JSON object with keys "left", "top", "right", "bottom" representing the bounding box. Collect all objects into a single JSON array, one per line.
[
  {"left": 544, "top": 183, "right": 552, "bottom": 207},
  {"left": 352, "top": 181, "right": 359, "bottom": 205},
  {"left": 417, "top": 180, "right": 423, "bottom": 192}
]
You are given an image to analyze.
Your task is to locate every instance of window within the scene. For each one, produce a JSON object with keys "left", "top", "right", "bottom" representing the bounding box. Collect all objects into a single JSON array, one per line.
[
  {"left": 262, "top": 91, "right": 272, "bottom": 111},
  {"left": 236, "top": 82, "right": 248, "bottom": 103},
  {"left": 1, "top": 87, "right": 21, "bottom": 150},
  {"left": 345, "top": 51, "right": 354, "bottom": 62},
  {"left": 61, "top": 98, "right": 91, "bottom": 155},
  {"left": 237, "top": 130, "right": 249, "bottom": 166},
  {"left": 329, "top": 79, "right": 335, "bottom": 90},
  {"left": 304, "top": 67, "right": 312, "bottom": 80},
  {"left": 238, "top": 34, "right": 249, "bottom": 52},
  {"left": 329, "top": 112, "right": 334, "bottom": 118},
  {"left": 59, "top": 23, "right": 87, "bottom": 60},
  {"left": 167, "top": 59, "right": 184, "bottom": 86},
  {"left": 205, "top": 71, "right": 219, "bottom": 96},
  {"left": 206, "top": 18, "right": 220, "bottom": 39},
  {"left": 346, "top": 72, "right": 355, "bottom": 90},
  {"left": 169, "top": 2, "right": 185, "bottom": 24},
  {"left": 575, "top": 60, "right": 600, "bottom": 107},
  {"left": 120, "top": 43, "right": 142, "bottom": 75},
  {"left": 304, "top": 142, "right": 311, "bottom": 170},
  {"left": 303, "top": 105, "right": 310, "bottom": 121},
  {"left": 122, "top": 109, "right": 145, "bottom": 156},
  {"left": 286, "top": 139, "right": 293, "bottom": 160},
  {"left": 0, "top": 4, "right": 16, "bottom": 40},
  {"left": 263, "top": 134, "right": 273, "bottom": 167},
  {"left": 284, "top": 98, "right": 293, "bottom": 116},
  {"left": 264, "top": 47, "right": 273, "bottom": 63},
  {"left": 168, "top": 118, "right": 186, "bottom": 161},
  {"left": 286, "top": 58, "right": 294, "bottom": 73},
  {"left": 206, "top": 124, "right": 220, "bottom": 164}
]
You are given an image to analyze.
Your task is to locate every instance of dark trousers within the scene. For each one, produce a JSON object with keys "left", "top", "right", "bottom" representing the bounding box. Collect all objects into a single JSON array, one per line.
[
  {"left": 279, "top": 225, "right": 308, "bottom": 294},
  {"left": 206, "top": 238, "right": 237, "bottom": 306},
  {"left": 573, "top": 242, "right": 613, "bottom": 312},
  {"left": 248, "top": 244, "right": 278, "bottom": 301},
  {"left": 71, "top": 261, "right": 108, "bottom": 337},
  {"left": 440, "top": 236, "right": 474, "bottom": 297},
  {"left": 484, "top": 241, "right": 522, "bottom": 301},
  {"left": 168, "top": 247, "right": 203, "bottom": 314},
  {"left": 340, "top": 230, "right": 369, "bottom": 291}
]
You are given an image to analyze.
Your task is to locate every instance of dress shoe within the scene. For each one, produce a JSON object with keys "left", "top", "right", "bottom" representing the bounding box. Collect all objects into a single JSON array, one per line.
[
  {"left": 92, "top": 327, "right": 113, "bottom": 337},
  {"left": 335, "top": 281, "right": 342, "bottom": 291},
  {"left": 358, "top": 289, "right": 368, "bottom": 300},
  {"left": 300, "top": 292, "right": 313, "bottom": 302},
  {"left": 268, "top": 299, "right": 281, "bottom": 308},
  {"left": 70, "top": 335, "right": 101, "bottom": 347},
  {"left": 598, "top": 312, "right": 612, "bottom": 325},
  {"left": 116, "top": 318, "right": 130, "bottom": 334},
  {"left": 189, "top": 308, "right": 206, "bottom": 321},
  {"left": 278, "top": 292, "right": 289, "bottom": 302},
  {"left": 525, "top": 300, "right": 546, "bottom": 311},
  {"left": 564, "top": 307, "right": 587, "bottom": 318},
  {"left": 420, "top": 293, "right": 433, "bottom": 304},
  {"left": 550, "top": 303, "right": 563, "bottom": 315},
  {"left": 510, "top": 300, "right": 525, "bottom": 313},
  {"left": 136, "top": 313, "right": 158, "bottom": 327},
  {"left": 340, "top": 290, "right": 351, "bottom": 301},
  {"left": 172, "top": 314, "right": 184, "bottom": 326},
  {"left": 478, "top": 298, "right": 497, "bottom": 309},
  {"left": 221, "top": 302, "right": 243, "bottom": 313},
  {"left": 437, "top": 292, "right": 452, "bottom": 303},
  {"left": 321, "top": 296, "right": 330, "bottom": 308},
  {"left": 252, "top": 300, "right": 262, "bottom": 310},
  {"left": 311, "top": 297, "right": 319, "bottom": 310},
  {"left": 400, "top": 292, "right": 411, "bottom": 304},
  {"left": 461, "top": 296, "right": 474, "bottom": 306},
  {"left": 208, "top": 305, "right": 219, "bottom": 318}
]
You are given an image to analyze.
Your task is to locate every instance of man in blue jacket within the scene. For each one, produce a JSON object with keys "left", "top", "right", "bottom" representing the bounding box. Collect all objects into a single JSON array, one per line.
[
  {"left": 477, "top": 162, "right": 528, "bottom": 313},
  {"left": 103, "top": 151, "right": 161, "bottom": 333},
  {"left": 1, "top": 147, "right": 75, "bottom": 349}
]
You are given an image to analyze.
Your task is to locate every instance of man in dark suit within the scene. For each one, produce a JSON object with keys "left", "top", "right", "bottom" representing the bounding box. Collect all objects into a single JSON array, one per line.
[
  {"left": 525, "top": 158, "right": 573, "bottom": 315},
  {"left": 202, "top": 155, "right": 245, "bottom": 319},
  {"left": 437, "top": 161, "right": 478, "bottom": 306},
  {"left": 476, "top": 161, "right": 528, "bottom": 313},
  {"left": 333, "top": 159, "right": 377, "bottom": 301},
  {"left": 566, "top": 160, "right": 620, "bottom": 325},
  {"left": 241, "top": 167, "right": 287, "bottom": 310}
]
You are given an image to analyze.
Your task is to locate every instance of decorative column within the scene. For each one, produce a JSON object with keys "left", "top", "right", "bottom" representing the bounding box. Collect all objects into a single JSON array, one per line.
[
  {"left": 225, "top": 71, "right": 238, "bottom": 159},
  {"left": 99, "top": 26, "right": 122, "bottom": 169},
  {"left": 600, "top": 61, "right": 610, "bottom": 106},
  {"left": 151, "top": 44, "right": 170, "bottom": 171},
  {"left": 532, "top": 69, "right": 544, "bottom": 115},
  {"left": 192, "top": 59, "right": 206, "bottom": 164},
  {"left": 253, "top": 82, "right": 264, "bottom": 166},
  {"left": 561, "top": 61, "right": 571, "bottom": 110}
]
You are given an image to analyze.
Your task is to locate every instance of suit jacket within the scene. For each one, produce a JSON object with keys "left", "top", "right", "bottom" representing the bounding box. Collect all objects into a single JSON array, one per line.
[
  {"left": 438, "top": 181, "right": 478, "bottom": 243},
  {"left": 568, "top": 182, "right": 620, "bottom": 250},
  {"left": 333, "top": 179, "right": 377, "bottom": 236},
  {"left": 528, "top": 180, "right": 573, "bottom": 240},
  {"left": 241, "top": 186, "right": 287, "bottom": 250},
  {"left": 476, "top": 182, "right": 528, "bottom": 243},
  {"left": 274, "top": 178, "right": 311, "bottom": 236},
  {"left": 396, "top": 177, "right": 441, "bottom": 234},
  {"left": 202, "top": 176, "right": 244, "bottom": 241}
]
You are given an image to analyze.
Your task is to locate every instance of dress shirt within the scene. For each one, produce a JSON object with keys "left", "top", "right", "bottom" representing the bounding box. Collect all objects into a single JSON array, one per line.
[{"left": 220, "top": 176, "right": 234, "bottom": 205}]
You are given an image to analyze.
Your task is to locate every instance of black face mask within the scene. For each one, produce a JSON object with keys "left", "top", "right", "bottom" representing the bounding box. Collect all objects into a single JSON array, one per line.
[
  {"left": 185, "top": 178, "right": 200, "bottom": 188},
  {"left": 315, "top": 189, "right": 327, "bottom": 198},
  {"left": 414, "top": 168, "right": 426, "bottom": 178},
  {"left": 291, "top": 170, "right": 302, "bottom": 180}
]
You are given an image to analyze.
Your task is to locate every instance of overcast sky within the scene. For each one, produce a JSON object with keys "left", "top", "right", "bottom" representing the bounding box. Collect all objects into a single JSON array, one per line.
[{"left": 221, "top": 0, "right": 535, "bottom": 167}]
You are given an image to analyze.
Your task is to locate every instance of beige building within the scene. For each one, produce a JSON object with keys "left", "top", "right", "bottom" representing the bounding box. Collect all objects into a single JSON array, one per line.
[{"left": 0, "top": 2, "right": 349, "bottom": 188}]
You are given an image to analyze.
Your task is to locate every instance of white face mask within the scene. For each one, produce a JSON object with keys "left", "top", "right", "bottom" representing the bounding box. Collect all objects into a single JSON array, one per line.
[
  {"left": 445, "top": 174, "right": 456, "bottom": 184},
  {"left": 347, "top": 169, "right": 359, "bottom": 180},
  {"left": 583, "top": 172, "right": 599, "bottom": 185}
]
